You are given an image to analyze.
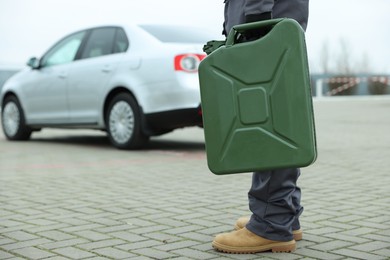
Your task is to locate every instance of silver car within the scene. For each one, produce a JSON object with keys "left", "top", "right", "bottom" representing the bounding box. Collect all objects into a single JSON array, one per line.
[{"left": 1, "top": 24, "right": 214, "bottom": 149}]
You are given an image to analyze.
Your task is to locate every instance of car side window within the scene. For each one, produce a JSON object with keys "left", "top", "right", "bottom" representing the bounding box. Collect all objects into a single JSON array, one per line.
[
  {"left": 113, "top": 28, "right": 129, "bottom": 53},
  {"left": 80, "top": 27, "right": 116, "bottom": 59},
  {"left": 41, "top": 31, "right": 85, "bottom": 67}
]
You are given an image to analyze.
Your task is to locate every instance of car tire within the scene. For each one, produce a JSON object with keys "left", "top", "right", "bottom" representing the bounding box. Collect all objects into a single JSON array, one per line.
[
  {"left": 106, "top": 93, "right": 149, "bottom": 149},
  {"left": 1, "top": 96, "right": 32, "bottom": 140}
]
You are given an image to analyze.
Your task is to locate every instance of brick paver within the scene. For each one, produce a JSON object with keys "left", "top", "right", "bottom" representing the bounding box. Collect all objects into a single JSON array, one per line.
[{"left": 1, "top": 97, "right": 390, "bottom": 259}]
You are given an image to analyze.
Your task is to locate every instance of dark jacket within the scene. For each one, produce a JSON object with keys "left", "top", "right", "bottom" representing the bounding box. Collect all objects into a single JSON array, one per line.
[{"left": 223, "top": 0, "right": 309, "bottom": 35}]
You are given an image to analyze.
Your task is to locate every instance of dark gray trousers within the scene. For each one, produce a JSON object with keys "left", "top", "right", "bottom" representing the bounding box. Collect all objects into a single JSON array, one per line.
[
  {"left": 222, "top": 0, "right": 309, "bottom": 242},
  {"left": 246, "top": 168, "right": 303, "bottom": 241},
  {"left": 223, "top": 0, "right": 309, "bottom": 35}
]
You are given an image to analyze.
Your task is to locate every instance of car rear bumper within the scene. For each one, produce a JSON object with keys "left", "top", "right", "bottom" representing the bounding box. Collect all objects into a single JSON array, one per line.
[{"left": 143, "top": 105, "right": 203, "bottom": 136}]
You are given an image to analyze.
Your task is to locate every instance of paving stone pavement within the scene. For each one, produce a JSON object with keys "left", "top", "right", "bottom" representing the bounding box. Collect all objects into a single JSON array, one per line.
[{"left": 0, "top": 97, "right": 389, "bottom": 259}]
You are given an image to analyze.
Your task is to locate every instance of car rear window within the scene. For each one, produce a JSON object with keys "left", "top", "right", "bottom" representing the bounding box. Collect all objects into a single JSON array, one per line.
[{"left": 139, "top": 25, "right": 217, "bottom": 43}]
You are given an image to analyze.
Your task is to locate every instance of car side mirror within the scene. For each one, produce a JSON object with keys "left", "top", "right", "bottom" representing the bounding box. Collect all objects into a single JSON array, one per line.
[{"left": 27, "top": 57, "right": 40, "bottom": 69}]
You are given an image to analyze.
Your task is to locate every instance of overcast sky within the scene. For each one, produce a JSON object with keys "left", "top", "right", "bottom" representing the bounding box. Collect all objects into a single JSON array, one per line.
[{"left": 0, "top": 0, "right": 389, "bottom": 74}]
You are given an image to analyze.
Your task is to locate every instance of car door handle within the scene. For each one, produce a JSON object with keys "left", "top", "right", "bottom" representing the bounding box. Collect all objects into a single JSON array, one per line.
[
  {"left": 58, "top": 72, "right": 67, "bottom": 79},
  {"left": 102, "top": 65, "right": 112, "bottom": 73}
]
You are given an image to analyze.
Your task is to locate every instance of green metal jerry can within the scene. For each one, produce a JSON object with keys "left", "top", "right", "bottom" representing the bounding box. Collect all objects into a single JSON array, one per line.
[{"left": 198, "top": 18, "right": 317, "bottom": 175}]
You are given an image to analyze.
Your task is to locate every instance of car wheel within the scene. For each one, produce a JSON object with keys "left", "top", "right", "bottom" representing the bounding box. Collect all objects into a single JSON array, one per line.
[
  {"left": 1, "top": 96, "right": 32, "bottom": 140},
  {"left": 106, "top": 93, "right": 149, "bottom": 149}
]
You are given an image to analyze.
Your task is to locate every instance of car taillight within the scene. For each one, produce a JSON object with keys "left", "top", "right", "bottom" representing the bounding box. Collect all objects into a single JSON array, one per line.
[{"left": 174, "top": 54, "right": 206, "bottom": 72}]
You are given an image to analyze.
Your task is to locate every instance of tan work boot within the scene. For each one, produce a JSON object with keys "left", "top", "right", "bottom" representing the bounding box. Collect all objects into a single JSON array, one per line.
[
  {"left": 234, "top": 216, "right": 303, "bottom": 241},
  {"left": 212, "top": 227, "right": 296, "bottom": 254}
]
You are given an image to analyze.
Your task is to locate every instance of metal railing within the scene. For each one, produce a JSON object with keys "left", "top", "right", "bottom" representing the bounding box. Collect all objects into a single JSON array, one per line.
[{"left": 311, "top": 74, "right": 390, "bottom": 98}]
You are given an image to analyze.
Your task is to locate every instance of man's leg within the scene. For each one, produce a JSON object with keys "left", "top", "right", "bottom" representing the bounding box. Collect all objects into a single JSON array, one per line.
[
  {"left": 292, "top": 174, "right": 303, "bottom": 231},
  {"left": 212, "top": 168, "right": 301, "bottom": 253},
  {"left": 246, "top": 168, "right": 302, "bottom": 242}
]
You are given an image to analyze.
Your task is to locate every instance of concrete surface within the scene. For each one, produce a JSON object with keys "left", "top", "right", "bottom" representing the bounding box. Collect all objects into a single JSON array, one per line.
[{"left": 0, "top": 97, "right": 389, "bottom": 259}]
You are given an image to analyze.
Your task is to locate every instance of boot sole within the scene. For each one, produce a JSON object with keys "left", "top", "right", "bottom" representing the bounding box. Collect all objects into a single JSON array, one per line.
[
  {"left": 212, "top": 239, "right": 296, "bottom": 254},
  {"left": 234, "top": 224, "right": 303, "bottom": 241}
]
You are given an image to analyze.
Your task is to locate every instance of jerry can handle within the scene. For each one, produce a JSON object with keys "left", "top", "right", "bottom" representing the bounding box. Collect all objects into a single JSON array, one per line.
[{"left": 225, "top": 18, "right": 284, "bottom": 47}]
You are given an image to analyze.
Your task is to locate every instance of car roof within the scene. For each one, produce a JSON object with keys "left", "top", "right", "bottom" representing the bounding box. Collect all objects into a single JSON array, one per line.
[
  {"left": 137, "top": 24, "right": 217, "bottom": 44},
  {"left": 73, "top": 23, "right": 217, "bottom": 44}
]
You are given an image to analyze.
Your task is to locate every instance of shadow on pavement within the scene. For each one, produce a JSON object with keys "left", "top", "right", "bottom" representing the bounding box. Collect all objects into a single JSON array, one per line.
[{"left": 29, "top": 134, "right": 205, "bottom": 151}]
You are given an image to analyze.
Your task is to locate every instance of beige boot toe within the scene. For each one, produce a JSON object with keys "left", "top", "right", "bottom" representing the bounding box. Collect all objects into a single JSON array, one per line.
[
  {"left": 212, "top": 227, "right": 296, "bottom": 254},
  {"left": 234, "top": 216, "right": 303, "bottom": 241}
]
